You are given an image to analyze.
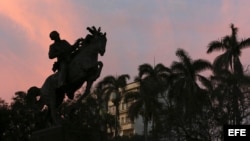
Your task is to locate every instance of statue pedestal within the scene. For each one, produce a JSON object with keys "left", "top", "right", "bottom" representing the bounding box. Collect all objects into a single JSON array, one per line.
[{"left": 30, "top": 126, "right": 83, "bottom": 141}]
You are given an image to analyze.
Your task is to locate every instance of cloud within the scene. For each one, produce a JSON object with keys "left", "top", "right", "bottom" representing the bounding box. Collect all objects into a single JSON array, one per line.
[
  {"left": 0, "top": 0, "right": 84, "bottom": 102},
  {"left": 2, "top": 1, "right": 250, "bottom": 103}
]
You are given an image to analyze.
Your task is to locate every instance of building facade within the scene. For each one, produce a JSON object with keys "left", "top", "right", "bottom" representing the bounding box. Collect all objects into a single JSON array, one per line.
[{"left": 107, "top": 82, "right": 146, "bottom": 136}]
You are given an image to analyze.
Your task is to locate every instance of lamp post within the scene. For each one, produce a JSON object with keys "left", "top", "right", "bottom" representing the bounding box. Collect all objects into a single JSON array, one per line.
[{"left": 110, "top": 92, "right": 120, "bottom": 140}]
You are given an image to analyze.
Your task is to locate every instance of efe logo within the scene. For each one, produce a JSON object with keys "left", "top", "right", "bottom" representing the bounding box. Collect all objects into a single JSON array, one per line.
[
  {"left": 224, "top": 125, "right": 250, "bottom": 141},
  {"left": 228, "top": 129, "right": 246, "bottom": 136}
]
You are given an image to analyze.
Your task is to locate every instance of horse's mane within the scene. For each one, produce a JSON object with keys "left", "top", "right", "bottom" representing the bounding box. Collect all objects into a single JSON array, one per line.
[{"left": 70, "top": 34, "right": 93, "bottom": 59}]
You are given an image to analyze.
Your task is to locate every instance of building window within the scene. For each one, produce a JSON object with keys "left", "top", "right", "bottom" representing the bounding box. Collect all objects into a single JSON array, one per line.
[
  {"left": 121, "top": 103, "right": 124, "bottom": 110},
  {"left": 124, "top": 103, "right": 127, "bottom": 110},
  {"left": 120, "top": 117, "right": 125, "bottom": 124},
  {"left": 126, "top": 116, "right": 130, "bottom": 123}
]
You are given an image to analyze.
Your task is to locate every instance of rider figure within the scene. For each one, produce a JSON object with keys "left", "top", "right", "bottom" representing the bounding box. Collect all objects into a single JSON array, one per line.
[{"left": 49, "top": 31, "right": 72, "bottom": 87}]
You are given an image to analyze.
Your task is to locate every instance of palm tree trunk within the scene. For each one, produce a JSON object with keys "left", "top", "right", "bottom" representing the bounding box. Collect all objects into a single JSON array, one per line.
[
  {"left": 152, "top": 115, "right": 158, "bottom": 141},
  {"left": 144, "top": 120, "right": 148, "bottom": 141},
  {"left": 152, "top": 115, "right": 155, "bottom": 140},
  {"left": 144, "top": 117, "right": 148, "bottom": 141},
  {"left": 114, "top": 103, "right": 119, "bottom": 139}
]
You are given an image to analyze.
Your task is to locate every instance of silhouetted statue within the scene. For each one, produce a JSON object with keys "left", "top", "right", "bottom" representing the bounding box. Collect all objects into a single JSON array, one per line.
[
  {"left": 49, "top": 31, "right": 72, "bottom": 87},
  {"left": 27, "top": 26, "right": 107, "bottom": 125}
]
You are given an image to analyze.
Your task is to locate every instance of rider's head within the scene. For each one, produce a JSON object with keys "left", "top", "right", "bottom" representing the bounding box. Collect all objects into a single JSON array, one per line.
[{"left": 50, "top": 31, "right": 60, "bottom": 41}]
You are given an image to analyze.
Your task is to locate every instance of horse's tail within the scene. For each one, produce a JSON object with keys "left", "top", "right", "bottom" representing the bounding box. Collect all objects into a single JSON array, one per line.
[{"left": 27, "top": 86, "right": 44, "bottom": 110}]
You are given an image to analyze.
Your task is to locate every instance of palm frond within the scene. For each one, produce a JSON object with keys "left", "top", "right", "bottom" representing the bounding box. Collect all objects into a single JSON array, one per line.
[
  {"left": 222, "top": 35, "right": 233, "bottom": 49},
  {"left": 171, "top": 61, "right": 186, "bottom": 74},
  {"left": 154, "top": 63, "right": 171, "bottom": 75},
  {"left": 207, "top": 40, "right": 224, "bottom": 53},
  {"left": 153, "top": 63, "right": 171, "bottom": 83},
  {"left": 128, "top": 100, "right": 143, "bottom": 121},
  {"left": 138, "top": 63, "right": 154, "bottom": 78},
  {"left": 175, "top": 49, "right": 192, "bottom": 68},
  {"left": 239, "top": 38, "right": 250, "bottom": 49},
  {"left": 134, "top": 76, "right": 141, "bottom": 82},
  {"left": 124, "top": 91, "right": 140, "bottom": 103},
  {"left": 102, "top": 86, "right": 117, "bottom": 101},
  {"left": 117, "top": 74, "right": 130, "bottom": 88},
  {"left": 213, "top": 52, "right": 231, "bottom": 73},
  {"left": 102, "top": 75, "right": 116, "bottom": 85},
  {"left": 193, "top": 59, "right": 212, "bottom": 74},
  {"left": 197, "top": 75, "right": 212, "bottom": 91}
]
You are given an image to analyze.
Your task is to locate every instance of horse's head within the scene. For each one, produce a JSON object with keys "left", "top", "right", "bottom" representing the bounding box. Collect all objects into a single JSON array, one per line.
[{"left": 86, "top": 26, "right": 107, "bottom": 56}]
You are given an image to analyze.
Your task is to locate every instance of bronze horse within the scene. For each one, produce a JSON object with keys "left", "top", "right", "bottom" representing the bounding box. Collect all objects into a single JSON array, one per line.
[{"left": 27, "top": 26, "right": 107, "bottom": 125}]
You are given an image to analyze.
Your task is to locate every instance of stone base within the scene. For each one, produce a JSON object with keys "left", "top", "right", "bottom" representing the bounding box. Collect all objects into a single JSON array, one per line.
[{"left": 30, "top": 126, "right": 84, "bottom": 141}]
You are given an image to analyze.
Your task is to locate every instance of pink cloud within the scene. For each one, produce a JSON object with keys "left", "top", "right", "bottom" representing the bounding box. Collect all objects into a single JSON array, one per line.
[
  {"left": 0, "top": 1, "right": 86, "bottom": 103},
  {"left": 2, "top": 1, "right": 250, "bottom": 104},
  {"left": 0, "top": 0, "right": 85, "bottom": 50}
]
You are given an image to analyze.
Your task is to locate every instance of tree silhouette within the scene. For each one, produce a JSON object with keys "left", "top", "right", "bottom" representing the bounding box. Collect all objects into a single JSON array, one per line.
[
  {"left": 167, "top": 49, "right": 212, "bottom": 140},
  {"left": 169, "top": 49, "right": 212, "bottom": 116},
  {"left": 125, "top": 63, "right": 169, "bottom": 141},
  {"left": 207, "top": 24, "right": 250, "bottom": 75},
  {"left": 0, "top": 98, "right": 10, "bottom": 140},
  {"left": 99, "top": 74, "right": 130, "bottom": 139}
]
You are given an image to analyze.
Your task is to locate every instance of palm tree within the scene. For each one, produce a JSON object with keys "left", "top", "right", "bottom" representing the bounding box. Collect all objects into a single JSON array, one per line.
[
  {"left": 125, "top": 63, "right": 170, "bottom": 141},
  {"left": 99, "top": 74, "right": 130, "bottom": 139},
  {"left": 206, "top": 24, "right": 250, "bottom": 134},
  {"left": 169, "top": 49, "right": 212, "bottom": 114},
  {"left": 207, "top": 23, "right": 250, "bottom": 75},
  {"left": 168, "top": 48, "right": 212, "bottom": 140},
  {"left": 91, "top": 81, "right": 117, "bottom": 141},
  {"left": 210, "top": 69, "right": 250, "bottom": 125}
]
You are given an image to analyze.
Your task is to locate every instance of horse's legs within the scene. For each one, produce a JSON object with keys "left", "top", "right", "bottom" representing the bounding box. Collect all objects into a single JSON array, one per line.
[
  {"left": 68, "top": 62, "right": 103, "bottom": 102},
  {"left": 49, "top": 102, "right": 60, "bottom": 126},
  {"left": 66, "top": 81, "right": 85, "bottom": 100},
  {"left": 80, "top": 62, "right": 103, "bottom": 100},
  {"left": 55, "top": 88, "right": 65, "bottom": 108},
  {"left": 84, "top": 80, "right": 93, "bottom": 96},
  {"left": 66, "top": 90, "right": 74, "bottom": 100},
  {"left": 78, "top": 80, "right": 93, "bottom": 102}
]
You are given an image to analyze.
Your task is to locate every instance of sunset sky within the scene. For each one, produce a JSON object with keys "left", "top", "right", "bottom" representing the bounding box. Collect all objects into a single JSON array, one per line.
[{"left": 1, "top": 0, "right": 250, "bottom": 103}]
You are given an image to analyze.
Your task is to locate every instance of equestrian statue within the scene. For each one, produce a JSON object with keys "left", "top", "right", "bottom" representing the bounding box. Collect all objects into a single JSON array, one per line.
[{"left": 27, "top": 26, "right": 107, "bottom": 125}]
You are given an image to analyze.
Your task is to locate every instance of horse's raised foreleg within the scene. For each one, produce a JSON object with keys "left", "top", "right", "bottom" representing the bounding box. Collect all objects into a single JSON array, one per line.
[
  {"left": 83, "top": 80, "right": 93, "bottom": 99},
  {"left": 81, "top": 62, "right": 103, "bottom": 99},
  {"left": 76, "top": 62, "right": 104, "bottom": 102}
]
